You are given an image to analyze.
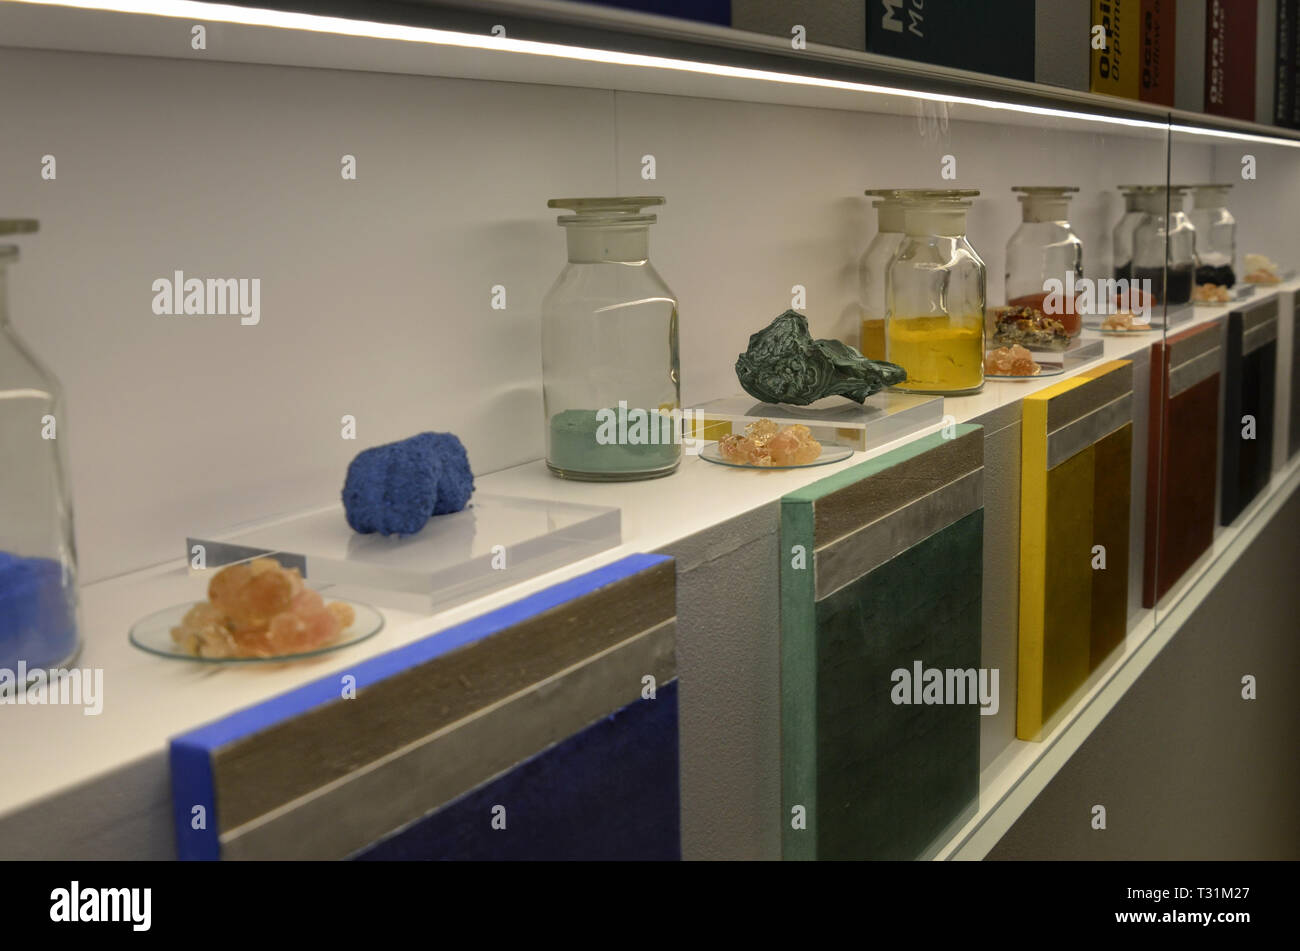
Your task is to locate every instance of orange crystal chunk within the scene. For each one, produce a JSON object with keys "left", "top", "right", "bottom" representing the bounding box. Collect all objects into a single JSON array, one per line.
[
  {"left": 170, "top": 557, "right": 354, "bottom": 658},
  {"left": 718, "top": 419, "right": 822, "bottom": 467},
  {"left": 984, "top": 345, "right": 1041, "bottom": 377}
]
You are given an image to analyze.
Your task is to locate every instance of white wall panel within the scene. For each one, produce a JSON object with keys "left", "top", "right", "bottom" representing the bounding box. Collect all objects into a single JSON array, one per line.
[{"left": 0, "top": 47, "right": 1211, "bottom": 582}]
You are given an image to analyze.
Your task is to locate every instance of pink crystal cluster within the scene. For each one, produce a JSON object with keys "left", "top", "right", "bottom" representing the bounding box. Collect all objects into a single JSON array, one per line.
[
  {"left": 717, "top": 418, "right": 823, "bottom": 467},
  {"left": 170, "top": 558, "right": 355, "bottom": 659}
]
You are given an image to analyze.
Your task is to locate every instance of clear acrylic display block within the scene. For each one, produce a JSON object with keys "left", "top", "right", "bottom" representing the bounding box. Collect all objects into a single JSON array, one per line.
[
  {"left": 691, "top": 390, "right": 943, "bottom": 452},
  {"left": 1048, "top": 335, "right": 1105, "bottom": 370},
  {"left": 186, "top": 495, "right": 621, "bottom": 612},
  {"left": 1083, "top": 303, "right": 1194, "bottom": 331}
]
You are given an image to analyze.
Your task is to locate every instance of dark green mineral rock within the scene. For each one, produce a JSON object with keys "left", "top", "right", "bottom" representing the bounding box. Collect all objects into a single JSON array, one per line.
[{"left": 734, "top": 311, "right": 907, "bottom": 405}]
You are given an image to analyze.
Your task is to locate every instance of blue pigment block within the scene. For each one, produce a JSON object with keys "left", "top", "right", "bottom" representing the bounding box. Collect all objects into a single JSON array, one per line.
[
  {"left": 0, "top": 550, "right": 78, "bottom": 669},
  {"left": 418, "top": 432, "right": 475, "bottom": 516},
  {"left": 342, "top": 432, "right": 474, "bottom": 536},
  {"left": 353, "top": 681, "right": 681, "bottom": 861},
  {"left": 342, "top": 436, "right": 443, "bottom": 536}
]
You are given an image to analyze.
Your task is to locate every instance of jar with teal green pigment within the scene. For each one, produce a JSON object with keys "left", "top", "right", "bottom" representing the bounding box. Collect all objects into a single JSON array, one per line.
[{"left": 541, "top": 197, "right": 681, "bottom": 481}]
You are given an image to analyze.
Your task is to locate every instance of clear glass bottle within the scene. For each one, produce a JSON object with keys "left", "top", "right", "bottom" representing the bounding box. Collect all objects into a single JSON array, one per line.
[
  {"left": 858, "top": 189, "right": 907, "bottom": 360},
  {"left": 0, "top": 219, "right": 82, "bottom": 676},
  {"left": 541, "top": 197, "right": 681, "bottom": 481},
  {"left": 1188, "top": 184, "right": 1237, "bottom": 287},
  {"left": 1132, "top": 186, "right": 1196, "bottom": 306},
  {"left": 886, "top": 192, "right": 986, "bottom": 395},
  {"left": 1111, "top": 184, "right": 1150, "bottom": 283},
  {"left": 1005, "top": 186, "right": 1084, "bottom": 336}
]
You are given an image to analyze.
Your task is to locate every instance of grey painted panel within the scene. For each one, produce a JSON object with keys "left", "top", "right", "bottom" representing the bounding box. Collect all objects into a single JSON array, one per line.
[{"left": 657, "top": 503, "right": 782, "bottom": 861}]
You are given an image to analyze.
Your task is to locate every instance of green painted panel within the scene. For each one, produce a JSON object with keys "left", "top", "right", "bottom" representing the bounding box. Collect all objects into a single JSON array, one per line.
[
  {"left": 781, "top": 425, "right": 984, "bottom": 860},
  {"left": 812, "top": 511, "right": 983, "bottom": 860}
]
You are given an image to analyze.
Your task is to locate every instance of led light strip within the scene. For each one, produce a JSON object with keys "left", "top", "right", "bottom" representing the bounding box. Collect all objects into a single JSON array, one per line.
[
  {"left": 14, "top": 0, "right": 1300, "bottom": 148},
  {"left": 1169, "top": 122, "right": 1300, "bottom": 148}
]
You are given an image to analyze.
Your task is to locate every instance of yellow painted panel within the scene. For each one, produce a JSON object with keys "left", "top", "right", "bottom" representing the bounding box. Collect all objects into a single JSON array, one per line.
[
  {"left": 1041, "top": 447, "right": 1096, "bottom": 728},
  {"left": 1090, "top": 423, "right": 1132, "bottom": 667},
  {"left": 1018, "top": 359, "right": 1133, "bottom": 741}
]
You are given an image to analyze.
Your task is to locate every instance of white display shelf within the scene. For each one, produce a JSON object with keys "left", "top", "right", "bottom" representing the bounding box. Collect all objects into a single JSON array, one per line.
[
  {"left": 1, "top": 0, "right": 1298, "bottom": 148},
  {"left": 0, "top": 434, "right": 883, "bottom": 822},
  {"left": 1, "top": 281, "right": 1294, "bottom": 853}
]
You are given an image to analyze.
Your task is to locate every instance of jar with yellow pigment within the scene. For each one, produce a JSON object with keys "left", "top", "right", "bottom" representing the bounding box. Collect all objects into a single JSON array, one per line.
[{"left": 886, "top": 192, "right": 986, "bottom": 395}]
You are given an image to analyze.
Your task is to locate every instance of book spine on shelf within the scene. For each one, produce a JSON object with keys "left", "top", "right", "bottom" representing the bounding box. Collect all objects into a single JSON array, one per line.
[
  {"left": 575, "top": 0, "right": 731, "bottom": 26},
  {"left": 730, "top": 1, "right": 864, "bottom": 51},
  {"left": 863, "top": 0, "right": 1035, "bottom": 81},
  {"left": 1292, "top": 63, "right": 1300, "bottom": 128},
  {"left": 1092, "top": 0, "right": 1141, "bottom": 100},
  {"left": 1256, "top": 0, "right": 1277, "bottom": 123},
  {"left": 1175, "top": 0, "right": 1208, "bottom": 112},
  {"left": 1276, "top": 0, "right": 1295, "bottom": 127},
  {"left": 1139, "top": 0, "right": 1176, "bottom": 105},
  {"left": 1204, "top": 0, "right": 1259, "bottom": 120},
  {"left": 1036, "top": 0, "right": 1090, "bottom": 91},
  {"left": 1289, "top": 0, "right": 1300, "bottom": 126}
]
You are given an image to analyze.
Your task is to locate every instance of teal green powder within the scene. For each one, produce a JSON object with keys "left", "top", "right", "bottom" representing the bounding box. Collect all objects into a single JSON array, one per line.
[{"left": 549, "top": 409, "right": 680, "bottom": 477}]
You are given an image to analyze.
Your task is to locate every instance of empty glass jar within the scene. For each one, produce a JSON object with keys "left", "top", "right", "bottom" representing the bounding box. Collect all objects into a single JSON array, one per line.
[
  {"left": 1188, "top": 184, "right": 1237, "bottom": 287},
  {"left": 1006, "top": 186, "right": 1084, "bottom": 336},
  {"left": 0, "top": 219, "right": 82, "bottom": 676},
  {"left": 541, "top": 197, "right": 681, "bottom": 481},
  {"left": 886, "top": 191, "right": 986, "bottom": 395},
  {"left": 1132, "top": 186, "right": 1196, "bottom": 306}
]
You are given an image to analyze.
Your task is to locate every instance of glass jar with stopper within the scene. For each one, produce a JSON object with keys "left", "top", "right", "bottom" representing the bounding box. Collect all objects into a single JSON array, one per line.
[
  {"left": 541, "top": 197, "right": 681, "bottom": 481},
  {"left": 859, "top": 188, "right": 967, "bottom": 360},
  {"left": 858, "top": 189, "right": 908, "bottom": 360},
  {"left": 1112, "top": 184, "right": 1153, "bottom": 283},
  {"left": 1005, "top": 186, "right": 1084, "bottom": 336},
  {"left": 1132, "top": 186, "right": 1197, "bottom": 306},
  {"left": 0, "top": 219, "right": 82, "bottom": 679},
  {"left": 886, "top": 190, "right": 986, "bottom": 395},
  {"left": 1187, "top": 184, "right": 1237, "bottom": 288}
]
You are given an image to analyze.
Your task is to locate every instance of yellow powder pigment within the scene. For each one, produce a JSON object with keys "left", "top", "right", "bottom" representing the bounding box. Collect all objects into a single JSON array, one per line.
[
  {"left": 859, "top": 317, "right": 886, "bottom": 360},
  {"left": 888, "top": 315, "right": 985, "bottom": 393}
]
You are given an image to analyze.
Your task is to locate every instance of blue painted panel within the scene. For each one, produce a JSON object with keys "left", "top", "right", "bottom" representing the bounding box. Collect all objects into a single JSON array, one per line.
[{"left": 354, "top": 681, "right": 681, "bottom": 861}]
